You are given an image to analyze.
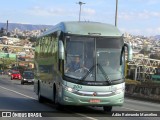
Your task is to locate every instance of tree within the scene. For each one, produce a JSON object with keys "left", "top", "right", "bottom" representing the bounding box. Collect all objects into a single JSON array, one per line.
[
  {"left": 29, "top": 36, "right": 37, "bottom": 42},
  {"left": 0, "top": 58, "right": 16, "bottom": 70},
  {"left": 139, "top": 45, "right": 151, "bottom": 55},
  {"left": 14, "top": 35, "right": 18, "bottom": 38},
  {"left": 7, "top": 32, "right": 11, "bottom": 37},
  {"left": 18, "top": 35, "right": 27, "bottom": 40},
  {"left": 150, "top": 53, "right": 160, "bottom": 60},
  {"left": 0, "top": 27, "right": 6, "bottom": 37}
]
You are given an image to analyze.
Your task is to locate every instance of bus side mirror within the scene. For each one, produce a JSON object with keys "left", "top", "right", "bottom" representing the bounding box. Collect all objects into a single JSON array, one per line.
[
  {"left": 58, "top": 40, "right": 64, "bottom": 60},
  {"left": 124, "top": 42, "right": 133, "bottom": 62}
]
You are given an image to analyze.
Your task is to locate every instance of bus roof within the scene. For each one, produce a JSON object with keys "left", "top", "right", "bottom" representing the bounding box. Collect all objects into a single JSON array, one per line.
[{"left": 39, "top": 21, "right": 122, "bottom": 37}]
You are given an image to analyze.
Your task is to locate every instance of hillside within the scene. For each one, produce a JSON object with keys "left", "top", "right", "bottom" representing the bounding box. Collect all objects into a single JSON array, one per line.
[
  {"left": 0, "top": 22, "right": 53, "bottom": 31},
  {"left": 0, "top": 22, "right": 160, "bottom": 39},
  {"left": 154, "top": 35, "right": 160, "bottom": 40}
]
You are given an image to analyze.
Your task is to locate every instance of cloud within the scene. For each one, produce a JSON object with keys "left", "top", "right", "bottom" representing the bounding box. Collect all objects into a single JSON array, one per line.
[
  {"left": 120, "top": 28, "right": 140, "bottom": 35},
  {"left": 146, "top": 0, "right": 160, "bottom": 5},
  {"left": 27, "top": 6, "right": 70, "bottom": 17},
  {"left": 27, "top": 6, "right": 96, "bottom": 19},
  {"left": 119, "top": 12, "right": 134, "bottom": 20},
  {"left": 145, "top": 27, "right": 160, "bottom": 35},
  {"left": 133, "top": 0, "right": 160, "bottom": 5},
  {"left": 27, "top": 6, "right": 96, "bottom": 23},
  {"left": 120, "top": 27, "right": 160, "bottom": 36},
  {"left": 119, "top": 10, "right": 160, "bottom": 21},
  {"left": 82, "top": 8, "right": 96, "bottom": 16}
]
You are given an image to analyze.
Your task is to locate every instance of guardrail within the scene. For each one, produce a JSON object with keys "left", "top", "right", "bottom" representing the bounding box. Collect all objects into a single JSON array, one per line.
[{"left": 125, "top": 83, "right": 160, "bottom": 103}]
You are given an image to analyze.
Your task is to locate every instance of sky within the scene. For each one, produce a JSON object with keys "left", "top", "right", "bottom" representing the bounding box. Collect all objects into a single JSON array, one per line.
[{"left": 0, "top": 0, "right": 160, "bottom": 36}]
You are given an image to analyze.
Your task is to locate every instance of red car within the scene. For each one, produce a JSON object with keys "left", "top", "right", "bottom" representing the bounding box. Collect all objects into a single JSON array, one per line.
[{"left": 11, "top": 71, "right": 22, "bottom": 80}]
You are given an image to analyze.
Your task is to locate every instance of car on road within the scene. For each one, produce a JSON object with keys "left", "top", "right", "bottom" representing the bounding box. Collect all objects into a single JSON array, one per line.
[
  {"left": 7, "top": 70, "right": 12, "bottom": 76},
  {"left": 0, "top": 70, "right": 4, "bottom": 75},
  {"left": 21, "top": 71, "right": 34, "bottom": 85},
  {"left": 11, "top": 71, "right": 22, "bottom": 80}
]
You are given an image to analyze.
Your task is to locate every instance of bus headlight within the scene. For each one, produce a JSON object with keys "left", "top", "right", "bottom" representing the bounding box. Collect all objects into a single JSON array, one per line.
[
  {"left": 115, "top": 88, "right": 124, "bottom": 94},
  {"left": 62, "top": 85, "right": 76, "bottom": 93},
  {"left": 111, "top": 86, "right": 124, "bottom": 94},
  {"left": 67, "top": 87, "right": 73, "bottom": 92}
]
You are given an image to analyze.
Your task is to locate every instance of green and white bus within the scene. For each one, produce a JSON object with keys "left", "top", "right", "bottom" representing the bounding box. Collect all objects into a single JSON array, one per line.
[{"left": 34, "top": 21, "right": 132, "bottom": 112}]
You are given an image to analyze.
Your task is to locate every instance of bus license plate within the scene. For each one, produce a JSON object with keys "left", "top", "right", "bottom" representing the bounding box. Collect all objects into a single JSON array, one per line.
[{"left": 90, "top": 99, "right": 100, "bottom": 103}]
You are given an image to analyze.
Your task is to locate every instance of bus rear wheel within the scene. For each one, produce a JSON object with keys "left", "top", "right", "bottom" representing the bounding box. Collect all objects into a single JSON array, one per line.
[{"left": 103, "top": 106, "right": 112, "bottom": 112}]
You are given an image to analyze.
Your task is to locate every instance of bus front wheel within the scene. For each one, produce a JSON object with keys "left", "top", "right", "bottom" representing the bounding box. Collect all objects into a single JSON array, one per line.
[
  {"left": 103, "top": 106, "right": 112, "bottom": 112},
  {"left": 38, "top": 86, "right": 44, "bottom": 103},
  {"left": 54, "top": 87, "right": 63, "bottom": 110}
]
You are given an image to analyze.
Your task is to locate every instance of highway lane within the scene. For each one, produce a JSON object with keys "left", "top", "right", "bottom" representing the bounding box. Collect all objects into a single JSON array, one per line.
[
  {"left": 0, "top": 75, "right": 90, "bottom": 120},
  {"left": 0, "top": 75, "right": 159, "bottom": 120}
]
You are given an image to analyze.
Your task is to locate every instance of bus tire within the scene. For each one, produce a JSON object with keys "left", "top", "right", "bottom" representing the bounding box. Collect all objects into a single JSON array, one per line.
[
  {"left": 54, "top": 86, "right": 63, "bottom": 110},
  {"left": 21, "top": 81, "right": 24, "bottom": 85},
  {"left": 103, "top": 106, "right": 112, "bottom": 112},
  {"left": 38, "top": 83, "right": 44, "bottom": 103},
  {"left": 53, "top": 84, "right": 56, "bottom": 104},
  {"left": 54, "top": 88, "right": 59, "bottom": 104}
]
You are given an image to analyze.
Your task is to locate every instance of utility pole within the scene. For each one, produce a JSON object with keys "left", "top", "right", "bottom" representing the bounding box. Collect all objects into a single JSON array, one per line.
[
  {"left": 16, "top": 54, "right": 18, "bottom": 70},
  {"left": 2, "top": 57, "right": 4, "bottom": 71},
  {"left": 77, "top": 1, "right": 85, "bottom": 22},
  {"left": 115, "top": 0, "right": 118, "bottom": 27},
  {"left": 6, "top": 20, "right": 8, "bottom": 33}
]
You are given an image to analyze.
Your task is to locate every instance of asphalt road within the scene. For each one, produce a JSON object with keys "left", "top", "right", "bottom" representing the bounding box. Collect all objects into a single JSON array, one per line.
[{"left": 0, "top": 75, "right": 160, "bottom": 120}]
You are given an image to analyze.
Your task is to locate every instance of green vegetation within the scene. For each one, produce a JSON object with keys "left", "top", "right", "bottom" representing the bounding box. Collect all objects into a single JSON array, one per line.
[
  {"left": 0, "top": 58, "right": 16, "bottom": 70},
  {"left": 125, "top": 79, "right": 141, "bottom": 85}
]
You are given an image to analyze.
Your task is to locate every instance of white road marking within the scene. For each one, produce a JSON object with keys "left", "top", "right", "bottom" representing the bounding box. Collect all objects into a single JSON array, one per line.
[
  {"left": 75, "top": 113, "right": 98, "bottom": 120},
  {"left": 121, "top": 106, "right": 140, "bottom": 111},
  {"left": 0, "top": 85, "right": 36, "bottom": 100},
  {"left": 0, "top": 85, "right": 98, "bottom": 120},
  {"left": 0, "top": 85, "right": 142, "bottom": 119},
  {"left": 64, "top": 108, "right": 98, "bottom": 120}
]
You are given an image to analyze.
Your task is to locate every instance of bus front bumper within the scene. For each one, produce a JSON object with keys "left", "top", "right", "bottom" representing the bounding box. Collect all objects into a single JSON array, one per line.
[{"left": 60, "top": 89, "right": 124, "bottom": 106}]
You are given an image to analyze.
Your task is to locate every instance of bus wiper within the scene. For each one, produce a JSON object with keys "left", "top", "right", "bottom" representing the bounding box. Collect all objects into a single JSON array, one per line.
[
  {"left": 97, "top": 64, "right": 112, "bottom": 84},
  {"left": 80, "top": 64, "right": 96, "bottom": 81}
]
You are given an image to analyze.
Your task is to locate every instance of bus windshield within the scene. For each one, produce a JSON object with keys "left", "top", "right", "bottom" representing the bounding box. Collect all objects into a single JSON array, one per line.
[{"left": 64, "top": 36, "right": 123, "bottom": 82}]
